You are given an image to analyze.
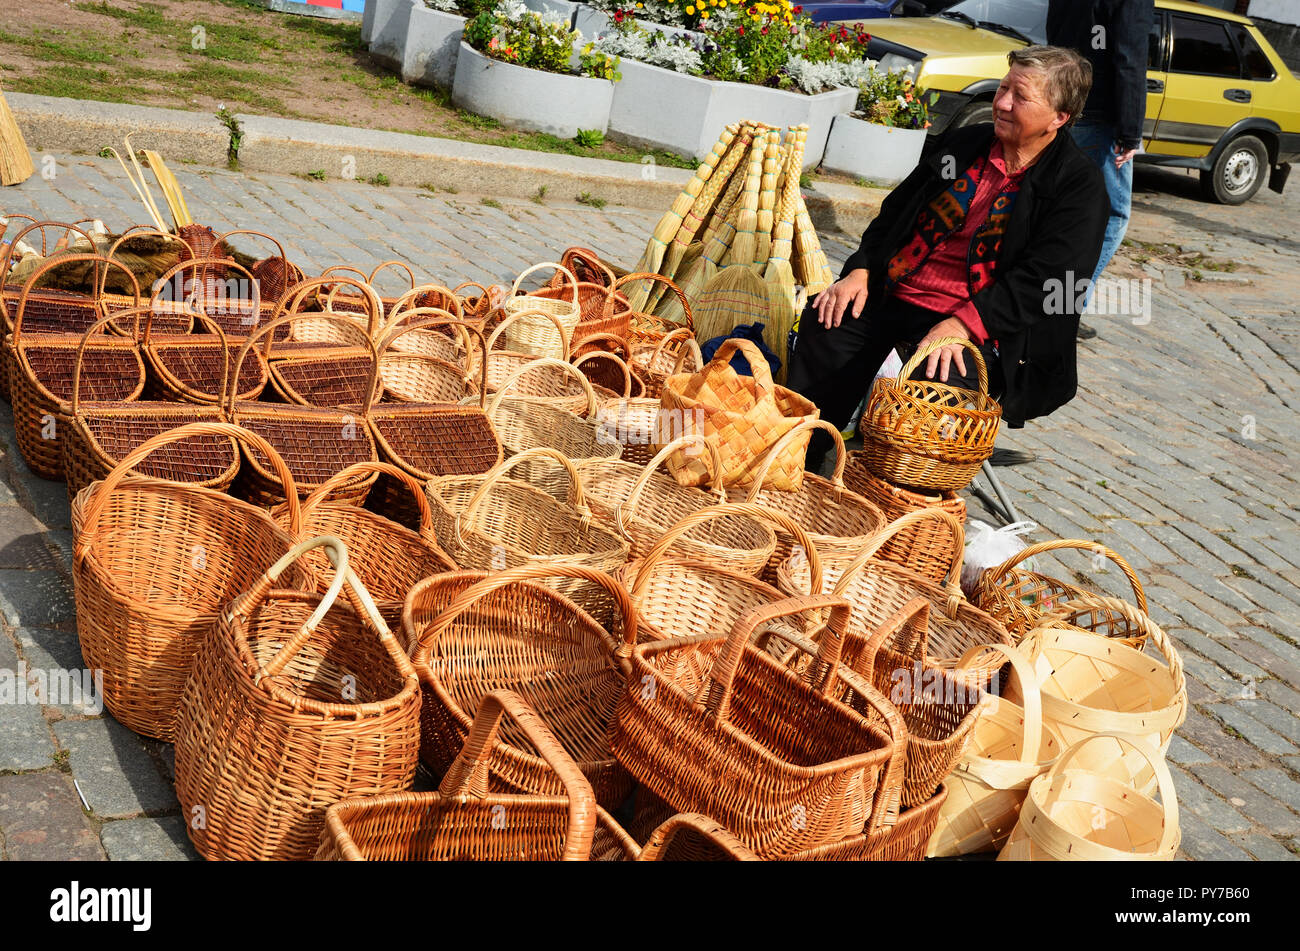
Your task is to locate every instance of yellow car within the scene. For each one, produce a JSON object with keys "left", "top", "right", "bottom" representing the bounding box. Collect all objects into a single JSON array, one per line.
[{"left": 846, "top": 0, "right": 1300, "bottom": 203}]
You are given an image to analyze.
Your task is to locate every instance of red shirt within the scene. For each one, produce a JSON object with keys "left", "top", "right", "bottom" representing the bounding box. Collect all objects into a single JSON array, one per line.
[{"left": 891, "top": 141, "right": 1027, "bottom": 344}]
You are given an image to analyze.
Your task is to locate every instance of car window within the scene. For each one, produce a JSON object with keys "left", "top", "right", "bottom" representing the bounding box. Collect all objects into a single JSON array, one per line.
[
  {"left": 1148, "top": 14, "right": 1163, "bottom": 70},
  {"left": 1169, "top": 14, "right": 1241, "bottom": 78},
  {"left": 1232, "top": 26, "right": 1275, "bottom": 81},
  {"left": 946, "top": 0, "right": 1048, "bottom": 45}
]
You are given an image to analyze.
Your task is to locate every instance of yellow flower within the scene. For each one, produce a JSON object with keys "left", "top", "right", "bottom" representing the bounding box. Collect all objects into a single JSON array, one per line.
[
  {"left": 686, "top": 4, "right": 694, "bottom": 11},
  {"left": 700, "top": 9, "right": 708, "bottom": 17}
]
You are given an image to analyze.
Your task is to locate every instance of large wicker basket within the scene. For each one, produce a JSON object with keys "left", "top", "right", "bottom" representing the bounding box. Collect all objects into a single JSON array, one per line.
[{"left": 500, "top": 262, "right": 581, "bottom": 358}]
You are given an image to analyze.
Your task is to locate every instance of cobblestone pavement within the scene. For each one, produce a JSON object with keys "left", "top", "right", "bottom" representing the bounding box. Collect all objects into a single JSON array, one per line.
[{"left": 0, "top": 154, "right": 1296, "bottom": 860}]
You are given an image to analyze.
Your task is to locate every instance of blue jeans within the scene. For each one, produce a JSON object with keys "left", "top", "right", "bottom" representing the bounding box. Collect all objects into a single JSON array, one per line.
[{"left": 1070, "top": 120, "right": 1134, "bottom": 294}]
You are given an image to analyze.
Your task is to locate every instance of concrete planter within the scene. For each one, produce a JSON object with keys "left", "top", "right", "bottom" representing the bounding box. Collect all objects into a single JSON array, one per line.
[
  {"left": 608, "top": 58, "right": 857, "bottom": 163},
  {"left": 401, "top": 6, "right": 466, "bottom": 88},
  {"left": 451, "top": 42, "right": 614, "bottom": 138},
  {"left": 821, "top": 114, "right": 926, "bottom": 184},
  {"left": 521, "top": 0, "right": 581, "bottom": 25},
  {"left": 572, "top": 6, "right": 699, "bottom": 42},
  {"left": 364, "top": 0, "right": 418, "bottom": 70}
]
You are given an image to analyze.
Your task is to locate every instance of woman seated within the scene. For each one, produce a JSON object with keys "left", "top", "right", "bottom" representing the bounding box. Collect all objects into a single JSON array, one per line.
[{"left": 788, "top": 45, "right": 1109, "bottom": 471}]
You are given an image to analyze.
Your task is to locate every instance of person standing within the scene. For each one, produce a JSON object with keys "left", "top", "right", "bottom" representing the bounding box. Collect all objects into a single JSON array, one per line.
[{"left": 1048, "top": 0, "right": 1155, "bottom": 339}]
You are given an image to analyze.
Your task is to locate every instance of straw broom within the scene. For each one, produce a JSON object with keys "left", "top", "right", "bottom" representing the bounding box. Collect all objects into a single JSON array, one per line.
[
  {"left": 792, "top": 169, "right": 833, "bottom": 296},
  {"left": 764, "top": 127, "right": 806, "bottom": 382},
  {"left": 627, "top": 125, "right": 737, "bottom": 312},
  {"left": 752, "top": 129, "right": 782, "bottom": 268},
  {"left": 0, "top": 83, "right": 35, "bottom": 187},
  {"left": 694, "top": 132, "right": 771, "bottom": 346}
]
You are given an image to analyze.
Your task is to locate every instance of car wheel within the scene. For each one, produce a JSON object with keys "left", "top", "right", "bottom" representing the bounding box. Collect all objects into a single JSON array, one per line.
[
  {"left": 950, "top": 101, "right": 994, "bottom": 130},
  {"left": 1199, "top": 135, "right": 1268, "bottom": 205}
]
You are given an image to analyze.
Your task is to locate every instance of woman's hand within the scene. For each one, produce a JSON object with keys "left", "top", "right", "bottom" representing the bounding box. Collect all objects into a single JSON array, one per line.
[
  {"left": 916, "top": 317, "right": 972, "bottom": 383},
  {"left": 813, "top": 268, "right": 869, "bottom": 329}
]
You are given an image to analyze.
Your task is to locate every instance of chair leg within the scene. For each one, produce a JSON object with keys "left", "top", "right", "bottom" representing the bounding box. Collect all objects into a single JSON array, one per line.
[{"left": 969, "top": 460, "right": 1022, "bottom": 526}]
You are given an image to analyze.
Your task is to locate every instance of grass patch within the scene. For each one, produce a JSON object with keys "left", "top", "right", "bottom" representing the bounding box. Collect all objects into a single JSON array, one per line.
[
  {"left": 365, "top": 172, "right": 392, "bottom": 187},
  {"left": 457, "top": 109, "right": 501, "bottom": 131},
  {"left": 481, "top": 197, "right": 502, "bottom": 209},
  {"left": 574, "top": 129, "right": 604, "bottom": 149},
  {"left": 576, "top": 192, "right": 606, "bottom": 209},
  {"left": 531, "top": 185, "right": 547, "bottom": 204},
  {"left": 307, "top": 169, "right": 327, "bottom": 181},
  {"left": 73, "top": 0, "right": 170, "bottom": 30},
  {"left": 53, "top": 749, "right": 71, "bottom": 773}
]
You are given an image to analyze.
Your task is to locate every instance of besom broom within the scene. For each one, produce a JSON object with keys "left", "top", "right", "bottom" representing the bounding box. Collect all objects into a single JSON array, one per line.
[{"left": 0, "top": 83, "right": 34, "bottom": 187}]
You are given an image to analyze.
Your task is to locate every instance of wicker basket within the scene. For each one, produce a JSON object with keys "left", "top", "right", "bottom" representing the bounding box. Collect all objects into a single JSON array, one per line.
[
  {"left": 380, "top": 303, "right": 479, "bottom": 376},
  {"left": 776, "top": 509, "right": 1013, "bottom": 690},
  {"left": 226, "top": 314, "right": 380, "bottom": 508},
  {"left": 424, "top": 449, "right": 630, "bottom": 623},
  {"left": 998, "top": 733, "right": 1179, "bottom": 861},
  {"left": 96, "top": 228, "right": 195, "bottom": 337},
  {"left": 280, "top": 273, "right": 384, "bottom": 347},
  {"left": 316, "top": 690, "right": 639, "bottom": 861},
  {"left": 611, "top": 593, "right": 895, "bottom": 857},
  {"left": 927, "top": 642, "right": 1061, "bottom": 857},
  {"left": 629, "top": 326, "right": 702, "bottom": 401},
  {"left": 8, "top": 274, "right": 146, "bottom": 480},
  {"left": 142, "top": 308, "right": 269, "bottom": 406},
  {"left": 731, "top": 419, "right": 886, "bottom": 583},
  {"left": 555, "top": 246, "right": 616, "bottom": 287},
  {"left": 1006, "top": 599, "right": 1186, "bottom": 795},
  {"left": 635, "top": 812, "right": 761, "bottom": 861},
  {"left": 860, "top": 337, "right": 1001, "bottom": 492},
  {"left": 573, "top": 343, "right": 643, "bottom": 401},
  {"left": 0, "top": 220, "right": 101, "bottom": 337},
  {"left": 376, "top": 312, "right": 483, "bottom": 404},
  {"left": 146, "top": 257, "right": 270, "bottom": 339},
  {"left": 842, "top": 453, "right": 966, "bottom": 584},
  {"left": 660, "top": 338, "right": 818, "bottom": 491},
  {"left": 453, "top": 281, "right": 505, "bottom": 323},
  {"left": 577, "top": 434, "right": 775, "bottom": 575},
  {"left": 590, "top": 394, "right": 671, "bottom": 467},
  {"left": 387, "top": 283, "right": 465, "bottom": 322},
  {"left": 175, "top": 223, "right": 229, "bottom": 274},
  {"left": 272, "top": 461, "right": 456, "bottom": 630},
  {"left": 971, "top": 539, "right": 1149, "bottom": 648},
  {"left": 500, "top": 262, "right": 581, "bottom": 358},
  {"left": 403, "top": 564, "right": 637, "bottom": 808},
  {"left": 174, "top": 535, "right": 421, "bottom": 861},
  {"left": 217, "top": 229, "right": 305, "bottom": 307},
  {"left": 483, "top": 311, "right": 594, "bottom": 413},
  {"left": 70, "top": 422, "right": 310, "bottom": 741}
]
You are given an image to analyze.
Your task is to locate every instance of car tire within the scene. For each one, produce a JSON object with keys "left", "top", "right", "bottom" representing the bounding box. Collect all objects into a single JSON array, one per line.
[
  {"left": 950, "top": 100, "right": 994, "bottom": 130},
  {"left": 1199, "top": 135, "right": 1268, "bottom": 205}
]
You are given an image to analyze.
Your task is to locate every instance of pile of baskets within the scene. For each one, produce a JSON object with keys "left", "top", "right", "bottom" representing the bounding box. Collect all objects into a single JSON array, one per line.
[{"left": 3, "top": 218, "right": 1187, "bottom": 862}]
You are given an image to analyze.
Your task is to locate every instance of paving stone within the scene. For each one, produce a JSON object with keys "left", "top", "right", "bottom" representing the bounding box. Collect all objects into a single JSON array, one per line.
[
  {"left": 0, "top": 505, "right": 56, "bottom": 569},
  {"left": 0, "top": 631, "right": 56, "bottom": 770},
  {"left": 1171, "top": 628, "right": 1269, "bottom": 682},
  {"left": 14, "top": 627, "right": 103, "bottom": 718},
  {"left": 1242, "top": 768, "right": 1300, "bottom": 811},
  {"left": 1261, "top": 679, "right": 1300, "bottom": 714},
  {"left": 1166, "top": 734, "right": 1213, "bottom": 766},
  {"left": 1167, "top": 764, "right": 1252, "bottom": 834},
  {"left": 1177, "top": 810, "right": 1254, "bottom": 862},
  {"left": 1188, "top": 763, "right": 1300, "bottom": 836},
  {"left": 1227, "top": 638, "right": 1300, "bottom": 688},
  {"left": 1230, "top": 833, "right": 1299, "bottom": 861},
  {"left": 53, "top": 718, "right": 177, "bottom": 820},
  {"left": 17, "top": 474, "right": 73, "bottom": 530},
  {"left": 100, "top": 816, "right": 200, "bottom": 862},
  {"left": 1178, "top": 709, "right": 1268, "bottom": 769},
  {"left": 0, "top": 772, "right": 105, "bottom": 861},
  {"left": 1206, "top": 701, "right": 1300, "bottom": 756},
  {"left": 0, "top": 569, "right": 76, "bottom": 629}
]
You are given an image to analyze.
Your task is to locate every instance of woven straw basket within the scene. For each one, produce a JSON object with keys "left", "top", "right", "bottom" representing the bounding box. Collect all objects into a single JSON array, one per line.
[
  {"left": 998, "top": 732, "right": 1180, "bottom": 861},
  {"left": 500, "top": 262, "right": 581, "bottom": 358}
]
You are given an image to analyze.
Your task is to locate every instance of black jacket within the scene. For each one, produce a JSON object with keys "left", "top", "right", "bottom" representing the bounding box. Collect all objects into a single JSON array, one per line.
[
  {"left": 840, "top": 124, "right": 1107, "bottom": 428},
  {"left": 1047, "top": 0, "right": 1154, "bottom": 149}
]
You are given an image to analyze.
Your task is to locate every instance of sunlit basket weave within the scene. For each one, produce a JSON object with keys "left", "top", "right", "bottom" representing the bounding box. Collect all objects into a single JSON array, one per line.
[
  {"left": 577, "top": 435, "right": 775, "bottom": 575},
  {"left": 218, "top": 229, "right": 305, "bottom": 307},
  {"left": 8, "top": 260, "right": 147, "bottom": 480},
  {"left": 272, "top": 461, "right": 455, "bottom": 630},
  {"left": 927, "top": 642, "right": 1061, "bottom": 857},
  {"left": 629, "top": 326, "right": 702, "bottom": 401},
  {"left": 630, "top": 811, "right": 761, "bottom": 861},
  {"left": 610, "top": 593, "right": 895, "bottom": 857},
  {"left": 730, "top": 419, "right": 886, "bottom": 583},
  {"left": 425, "top": 449, "right": 630, "bottom": 622},
  {"left": 149, "top": 257, "right": 273, "bottom": 340},
  {"left": 1005, "top": 599, "right": 1186, "bottom": 795},
  {"left": 776, "top": 509, "right": 1013, "bottom": 690},
  {"left": 0, "top": 220, "right": 102, "bottom": 338},
  {"left": 481, "top": 311, "right": 592, "bottom": 414},
  {"left": 500, "top": 262, "right": 581, "bottom": 358},
  {"left": 998, "top": 732, "right": 1180, "bottom": 861},
  {"left": 573, "top": 341, "right": 644, "bottom": 401},
  {"left": 971, "top": 539, "right": 1149, "bottom": 648},
  {"left": 174, "top": 535, "right": 421, "bottom": 861},
  {"left": 226, "top": 313, "right": 380, "bottom": 508},
  {"left": 860, "top": 337, "right": 1001, "bottom": 492},
  {"left": 312, "top": 262, "right": 408, "bottom": 322},
  {"left": 660, "top": 338, "right": 818, "bottom": 491},
  {"left": 843, "top": 452, "right": 966, "bottom": 584},
  {"left": 378, "top": 311, "right": 481, "bottom": 403},
  {"left": 142, "top": 307, "right": 269, "bottom": 406},
  {"left": 61, "top": 309, "right": 240, "bottom": 503},
  {"left": 316, "top": 690, "right": 639, "bottom": 861},
  {"left": 70, "top": 423, "right": 310, "bottom": 741},
  {"left": 403, "top": 565, "right": 637, "bottom": 808},
  {"left": 283, "top": 272, "right": 385, "bottom": 347}
]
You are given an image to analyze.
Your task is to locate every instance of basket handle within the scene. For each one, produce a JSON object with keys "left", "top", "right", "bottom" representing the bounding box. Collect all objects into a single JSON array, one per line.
[
  {"left": 956, "top": 641, "right": 1043, "bottom": 767},
  {"left": 571, "top": 332, "right": 628, "bottom": 358},
  {"left": 148, "top": 257, "right": 260, "bottom": 324},
  {"left": 213, "top": 229, "right": 291, "bottom": 267},
  {"left": 896, "top": 335, "right": 989, "bottom": 398},
  {"left": 1052, "top": 595, "right": 1184, "bottom": 697},
  {"left": 439, "top": 689, "right": 597, "bottom": 861},
  {"left": 832, "top": 509, "right": 965, "bottom": 610},
  {"left": 573, "top": 349, "right": 632, "bottom": 399},
  {"left": 13, "top": 254, "right": 140, "bottom": 342},
  {"left": 452, "top": 281, "right": 504, "bottom": 313},
  {"left": 646, "top": 326, "right": 701, "bottom": 372},
  {"left": 982, "top": 539, "right": 1147, "bottom": 615},
  {"left": 616, "top": 434, "right": 725, "bottom": 538},
  {"left": 700, "top": 594, "right": 854, "bottom": 723},
  {"left": 510, "top": 262, "right": 579, "bottom": 311},
  {"left": 67, "top": 311, "right": 147, "bottom": 417},
  {"left": 486, "top": 356, "right": 597, "bottom": 419},
  {"left": 99, "top": 227, "right": 187, "bottom": 297},
  {"left": 457, "top": 448, "right": 587, "bottom": 541},
  {"left": 558, "top": 247, "right": 616, "bottom": 288},
  {"left": 417, "top": 562, "right": 637, "bottom": 661},
  {"left": 373, "top": 311, "right": 488, "bottom": 407},
  {"left": 853, "top": 597, "right": 932, "bottom": 678},
  {"left": 484, "top": 306, "right": 572, "bottom": 360},
  {"left": 2, "top": 220, "right": 97, "bottom": 295},
  {"left": 387, "top": 283, "right": 465, "bottom": 321},
  {"left": 625, "top": 501, "right": 823, "bottom": 632},
  {"left": 1043, "top": 731, "right": 1179, "bottom": 856},
  {"left": 709, "top": 338, "right": 776, "bottom": 402},
  {"left": 75, "top": 421, "right": 303, "bottom": 554},
  {"left": 368, "top": 259, "right": 416, "bottom": 292},
  {"left": 744, "top": 418, "right": 847, "bottom": 501},
  {"left": 636, "top": 813, "right": 759, "bottom": 861},
  {"left": 271, "top": 274, "right": 383, "bottom": 336},
  {"left": 300, "top": 460, "right": 437, "bottom": 541},
  {"left": 610, "top": 272, "right": 692, "bottom": 327}
]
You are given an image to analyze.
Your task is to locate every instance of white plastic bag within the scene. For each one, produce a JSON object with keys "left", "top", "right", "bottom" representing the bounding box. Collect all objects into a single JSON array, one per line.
[{"left": 961, "top": 520, "right": 1037, "bottom": 598}]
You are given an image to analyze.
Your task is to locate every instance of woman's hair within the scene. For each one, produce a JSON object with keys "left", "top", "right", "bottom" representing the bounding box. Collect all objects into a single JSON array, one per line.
[{"left": 1006, "top": 45, "right": 1093, "bottom": 125}]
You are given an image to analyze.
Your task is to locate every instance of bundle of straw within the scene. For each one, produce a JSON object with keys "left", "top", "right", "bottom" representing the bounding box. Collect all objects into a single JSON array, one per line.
[{"left": 0, "top": 84, "right": 34, "bottom": 187}]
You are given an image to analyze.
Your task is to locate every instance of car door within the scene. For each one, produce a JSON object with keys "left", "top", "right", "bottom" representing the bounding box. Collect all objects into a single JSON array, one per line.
[
  {"left": 1143, "top": 8, "right": 1169, "bottom": 147},
  {"left": 1148, "top": 11, "right": 1252, "bottom": 159}
]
